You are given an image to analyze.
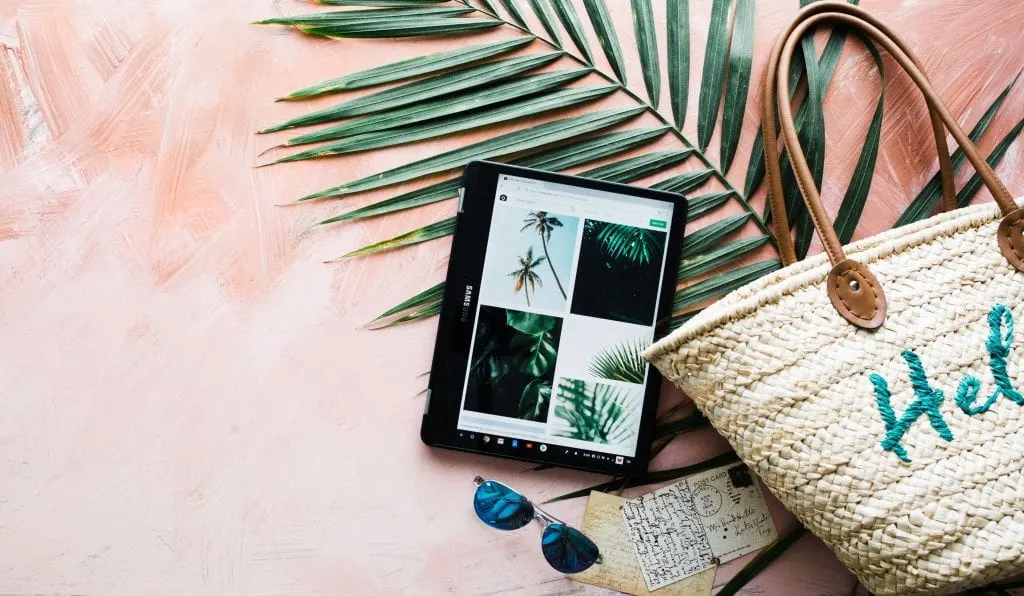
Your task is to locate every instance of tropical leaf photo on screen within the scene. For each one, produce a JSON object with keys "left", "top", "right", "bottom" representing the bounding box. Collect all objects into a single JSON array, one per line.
[{"left": 464, "top": 306, "right": 562, "bottom": 422}]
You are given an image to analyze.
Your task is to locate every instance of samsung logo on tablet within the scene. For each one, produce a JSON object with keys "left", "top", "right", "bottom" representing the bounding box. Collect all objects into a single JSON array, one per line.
[{"left": 460, "top": 285, "right": 474, "bottom": 322}]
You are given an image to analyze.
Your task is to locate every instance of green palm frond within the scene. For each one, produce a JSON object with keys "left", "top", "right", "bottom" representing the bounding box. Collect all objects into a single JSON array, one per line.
[
  {"left": 631, "top": 0, "right": 659, "bottom": 107},
  {"left": 256, "top": 3, "right": 1024, "bottom": 590},
  {"left": 274, "top": 69, "right": 591, "bottom": 150},
  {"left": 255, "top": 0, "right": 1023, "bottom": 393},
  {"left": 589, "top": 337, "right": 648, "bottom": 383},
  {"left": 253, "top": 6, "right": 475, "bottom": 27},
  {"left": 278, "top": 37, "right": 532, "bottom": 100},
  {"left": 594, "top": 222, "right": 664, "bottom": 265},
  {"left": 553, "top": 379, "right": 639, "bottom": 445}
]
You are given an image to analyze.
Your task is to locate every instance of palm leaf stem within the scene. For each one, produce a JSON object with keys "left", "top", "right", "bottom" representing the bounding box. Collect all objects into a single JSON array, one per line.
[{"left": 456, "top": 0, "right": 776, "bottom": 246}]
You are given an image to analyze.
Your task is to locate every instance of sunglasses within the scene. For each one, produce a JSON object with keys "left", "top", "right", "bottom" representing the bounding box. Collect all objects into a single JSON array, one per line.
[{"left": 472, "top": 476, "right": 601, "bottom": 574}]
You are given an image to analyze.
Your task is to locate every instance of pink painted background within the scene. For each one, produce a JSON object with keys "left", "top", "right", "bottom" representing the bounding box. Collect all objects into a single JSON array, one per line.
[{"left": 1, "top": 0, "right": 1024, "bottom": 593}]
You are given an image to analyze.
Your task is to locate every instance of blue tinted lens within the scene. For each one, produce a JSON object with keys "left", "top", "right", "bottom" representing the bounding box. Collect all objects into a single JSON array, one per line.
[
  {"left": 541, "top": 523, "right": 600, "bottom": 574},
  {"left": 474, "top": 480, "right": 535, "bottom": 530}
]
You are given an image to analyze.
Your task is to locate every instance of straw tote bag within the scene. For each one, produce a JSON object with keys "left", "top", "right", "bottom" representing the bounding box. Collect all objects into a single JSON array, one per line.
[{"left": 645, "top": 3, "right": 1024, "bottom": 595}]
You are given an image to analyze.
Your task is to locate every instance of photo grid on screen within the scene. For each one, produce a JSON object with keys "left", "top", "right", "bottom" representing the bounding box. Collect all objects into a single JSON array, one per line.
[{"left": 457, "top": 175, "right": 672, "bottom": 457}]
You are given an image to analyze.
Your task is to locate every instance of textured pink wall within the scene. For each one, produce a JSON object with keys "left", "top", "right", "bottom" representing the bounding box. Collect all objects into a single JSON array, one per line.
[{"left": 1, "top": 0, "right": 1023, "bottom": 593}]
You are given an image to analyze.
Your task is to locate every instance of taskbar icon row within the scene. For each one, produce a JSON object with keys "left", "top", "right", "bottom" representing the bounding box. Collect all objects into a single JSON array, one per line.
[{"left": 458, "top": 431, "right": 630, "bottom": 465}]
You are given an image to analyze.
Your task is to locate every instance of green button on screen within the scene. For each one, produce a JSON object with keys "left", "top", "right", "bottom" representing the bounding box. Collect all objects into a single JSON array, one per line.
[{"left": 649, "top": 218, "right": 667, "bottom": 229}]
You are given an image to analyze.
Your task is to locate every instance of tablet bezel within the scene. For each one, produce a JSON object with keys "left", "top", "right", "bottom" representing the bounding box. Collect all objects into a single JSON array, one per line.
[{"left": 421, "top": 160, "right": 688, "bottom": 477}]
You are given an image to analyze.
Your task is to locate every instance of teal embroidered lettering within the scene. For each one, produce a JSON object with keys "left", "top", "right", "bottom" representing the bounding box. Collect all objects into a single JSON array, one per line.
[
  {"left": 872, "top": 304, "right": 1022, "bottom": 462},
  {"left": 956, "top": 304, "right": 1024, "bottom": 415},
  {"left": 871, "top": 350, "right": 953, "bottom": 463}
]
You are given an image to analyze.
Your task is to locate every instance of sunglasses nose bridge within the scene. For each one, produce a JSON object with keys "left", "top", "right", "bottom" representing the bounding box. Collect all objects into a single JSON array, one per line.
[{"left": 532, "top": 506, "right": 560, "bottom": 528}]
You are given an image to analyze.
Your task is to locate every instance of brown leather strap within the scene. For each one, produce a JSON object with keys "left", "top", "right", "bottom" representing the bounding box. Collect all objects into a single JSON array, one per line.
[
  {"left": 762, "top": 2, "right": 1021, "bottom": 329},
  {"left": 761, "top": 0, "right": 1015, "bottom": 268},
  {"left": 764, "top": 3, "right": 960, "bottom": 266}
]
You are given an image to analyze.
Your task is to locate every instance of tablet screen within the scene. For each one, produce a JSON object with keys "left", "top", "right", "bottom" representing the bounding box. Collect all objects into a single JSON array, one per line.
[{"left": 455, "top": 173, "right": 675, "bottom": 465}]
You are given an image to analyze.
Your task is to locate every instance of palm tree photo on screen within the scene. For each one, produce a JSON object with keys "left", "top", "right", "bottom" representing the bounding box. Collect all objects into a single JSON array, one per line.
[
  {"left": 522, "top": 210, "right": 568, "bottom": 299},
  {"left": 508, "top": 246, "right": 545, "bottom": 307},
  {"left": 481, "top": 204, "right": 579, "bottom": 311}
]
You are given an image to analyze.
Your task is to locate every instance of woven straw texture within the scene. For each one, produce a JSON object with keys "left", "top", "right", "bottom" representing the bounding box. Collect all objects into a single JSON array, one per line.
[{"left": 645, "top": 199, "right": 1024, "bottom": 596}]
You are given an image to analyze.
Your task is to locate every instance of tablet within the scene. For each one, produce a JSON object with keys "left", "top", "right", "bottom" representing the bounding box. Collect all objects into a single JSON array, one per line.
[{"left": 421, "top": 160, "right": 687, "bottom": 476}]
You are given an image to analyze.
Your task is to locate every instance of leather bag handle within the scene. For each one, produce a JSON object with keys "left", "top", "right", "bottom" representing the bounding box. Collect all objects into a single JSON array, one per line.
[
  {"left": 763, "top": 2, "right": 1024, "bottom": 329},
  {"left": 767, "top": 1, "right": 958, "bottom": 260}
]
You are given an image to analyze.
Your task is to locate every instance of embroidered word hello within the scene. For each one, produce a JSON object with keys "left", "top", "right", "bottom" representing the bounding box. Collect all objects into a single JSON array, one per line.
[{"left": 870, "top": 304, "right": 1023, "bottom": 462}]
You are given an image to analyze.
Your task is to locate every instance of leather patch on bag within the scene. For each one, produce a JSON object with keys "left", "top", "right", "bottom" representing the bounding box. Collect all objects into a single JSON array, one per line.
[
  {"left": 997, "top": 208, "right": 1024, "bottom": 272},
  {"left": 827, "top": 259, "right": 886, "bottom": 329}
]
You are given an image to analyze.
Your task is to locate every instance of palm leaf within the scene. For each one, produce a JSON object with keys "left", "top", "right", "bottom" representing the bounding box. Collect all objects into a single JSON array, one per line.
[
  {"left": 579, "top": 150, "right": 693, "bottom": 183},
  {"left": 498, "top": 0, "right": 528, "bottom": 26},
  {"left": 696, "top": 0, "right": 732, "bottom": 151},
  {"left": 589, "top": 338, "right": 648, "bottom": 383},
  {"left": 653, "top": 410, "right": 709, "bottom": 441},
  {"left": 513, "top": 127, "right": 669, "bottom": 170},
  {"left": 261, "top": 52, "right": 563, "bottom": 133},
  {"left": 376, "top": 299, "right": 443, "bottom": 327},
  {"left": 956, "top": 117, "right": 1024, "bottom": 208},
  {"left": 582, "top": 0, "right": 627, "bottom": 83},
  {"left": 266, "top": 84, "right": 616, "bottom": 164},
  {"left": 687, "top": 190, "right": 735, "bottom": 220},
  {"left": 716, "top": 527, "right": 808, "bottom": 596},
  {"left": 833, "top": 40, "right": 883, "bottom": 244},
  {"left": 651, "top": 169, "right": 713, "bottom": 193},
  {"left": 298, "top": 106, "right": 645, "bottom": 200},
  {"left": 477, "top": 0, "right": 499, "bottom": 14},
  {"left": 596, "top": 224, "right": 664, "bottom": 265},
  {"left": 527, "top": 0, "right": 561, "bottom": 43},
  {"left": 553, "top": 380, "right": 639, "bottom": 444},
  {"left": 666, "top": 0, "right": 689, "bottom": 128},
  {"left": 279, "top": 37, "right": 532, "bottom": 100},
  {"left": 339, "top": 217, "right": 456, "bottom": 259},
  {"left": 896, "top": 70, "right": 1021, "bottom": 225},
  {"left": 254, "top": 6, "right": 474, "bottom": 26},
  {"left": 549, "top": 0, "right": 593, "bottom": 62},
  {"left": 678, "top": 235, "right": 771, "bottom": 281},
  {"left": 325, "top": 128, "right": 669, "bottom": 225},
  {"left": 299, "top": 18, "right": 503, "bottom": 38},
  {"left": 681, "top": 213, "right": 750, "bottom": 258},
  {"left": 371, "top": 281, "right": 446, "bottom": 322},
  {"left": 631, "top": 0, "right": 660, "bottom": 108},
  {"left": 674, "top": 259, "right": 781, "bottom": 311},
  {"left": 744, "top": 0, "right": 860, "bottom": 198},
  {"left": 321, "top": 179, "right": 462, "bottom": 224},
  {"left": 791, "top": 23, "right": 827, "bottom": 260},
  {"left": 276, "top": 69, "right": 591, "bottom": 148},
  {"left": 719, "top": 0, "right": 755, "bottom": 172}
]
